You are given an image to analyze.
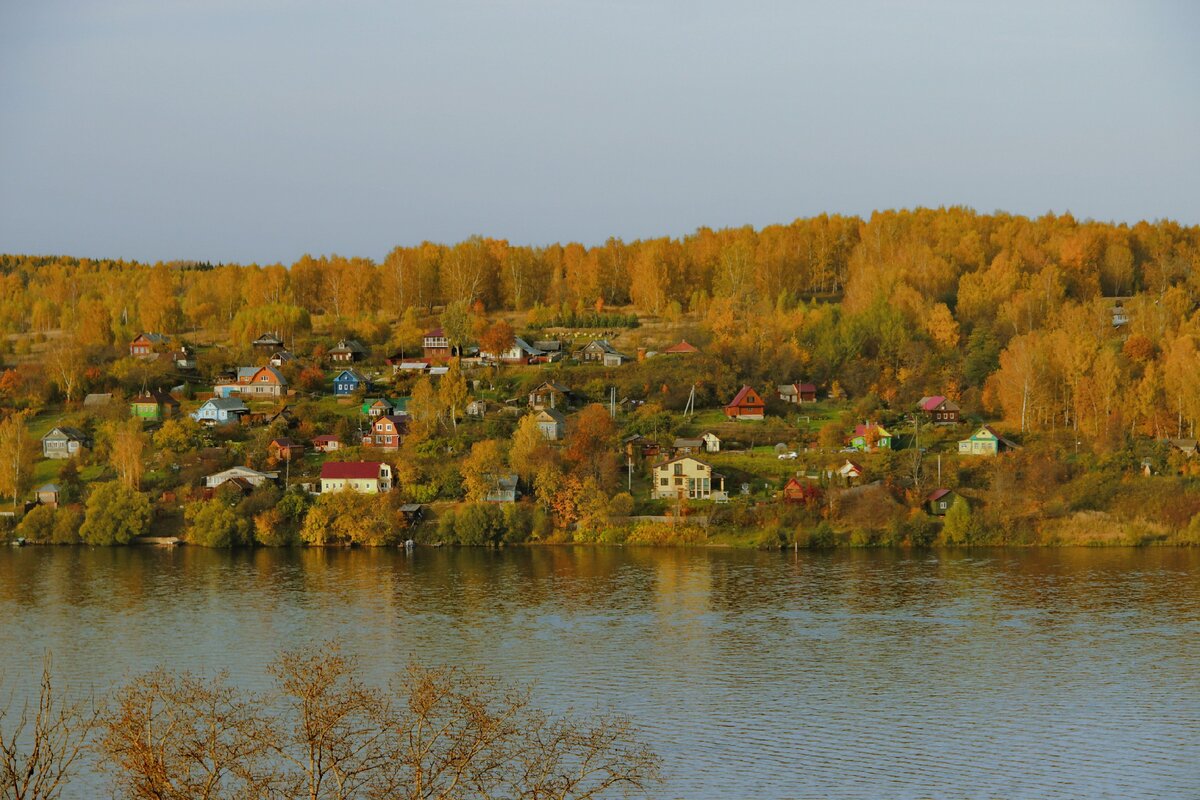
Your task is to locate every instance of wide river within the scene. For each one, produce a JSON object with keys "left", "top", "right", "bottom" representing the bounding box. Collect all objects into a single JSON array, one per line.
[{"left": 1, "top": 545, "right": 1197, "bottom": 799}]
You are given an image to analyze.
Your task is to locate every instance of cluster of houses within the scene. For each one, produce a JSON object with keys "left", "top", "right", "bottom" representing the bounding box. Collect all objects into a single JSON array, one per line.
[{"left": 26, "top": 326, "right": 1081, "bottom": 528}]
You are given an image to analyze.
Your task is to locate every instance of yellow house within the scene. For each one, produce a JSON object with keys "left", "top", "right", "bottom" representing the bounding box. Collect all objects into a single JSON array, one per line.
[
  {"left": 652, "top": 456, "right": 726, "bottom": 500},
  {"left": 319, "top": 461, "right": 392, "bottom": 493}
]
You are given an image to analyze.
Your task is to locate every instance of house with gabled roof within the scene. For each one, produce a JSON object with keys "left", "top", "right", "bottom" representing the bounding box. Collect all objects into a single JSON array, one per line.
[
  {"left": 651, "top": 455, "right": 726, "bottom": 500},
  {"left": 42, "top": 427, "right": 91, "bottom": 459},
  {"left": 535, "top": 408, "right": 567, "bottom": 441},
  {"left": 481, "top": 336, "right": 544, "bottom": 365},
  {"left": 838, "top": 460, "right": 864, "bottom": 481},
  {"left": 673, "top": 437, "right": 703, "bottom": 455},
  {"left": 320, "top": 461, "right": 392, "bottom": 493},
  {"left": 192, "top": 397, "right": 249, "bottom": 425},
  {"left": 958, "top": 425, "right": 1019, "bottom": 456},
  {"left": 362, "top": 397, "right": 405, "bottom": 417},
  {"left": 252, "top": 332, "right": 284, "bottom": 350},
  {"left": 240, "top": 365, "right": 288, "bottom": 398},
  {"left": 529, "top": 381, "right": 572, "bottom": 410},
  {"left": 578, "top": 339, "right": 620, "bottom": 363},
  {"left": 312, "top": 434, "right": 341, "bottom": 453},
  {"left": 701, "top": 432, "right": 721, "bottom": 453},
  {"left": 366, "top": 415, "right": 407, "bottom": 451},
  {"left": 783, "top": 477, "right": 821, "bottom": 504},
  {"left": 917, "top": 395, "right": 961, "bottom": 424},
  {"left": 926, "top": 488, "right": 962, "bottom": 516},
  {"left": 333, "top": 368, "right": 368, "bottom": 396},
  {"left": 850, "top": 423, "right": 893, "bottom": 452},
  {"left": 777, "top": 383, "right": 817, "bottom": 404},
  {"left": 484, "top": 474, "right": 519, "bottom": 503},
  {"left": 724, "top": 386, "right": 765, "bottom": 420},
  {"left": 328, "top": 339, "right": 368, "bottom": 363},
  {"left": 269, "top": 350, "right": 295, "bottom": 367},
  {"left": 268, "top": 438, "right": 304, "bottom": 461},
  {"left": 129, "top": 332, "right": 168, "bottom": 357},
  {"left": 131, "top": 389, "right": 179, "bottom": 422}
]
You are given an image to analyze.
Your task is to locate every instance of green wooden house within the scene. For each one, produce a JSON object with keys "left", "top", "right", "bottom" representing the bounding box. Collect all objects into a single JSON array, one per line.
[
  {"left": 130, "top": 389, "right": 180, "bottom": 422},
  {"left": 850, "top": 423, "right": 894, "bottom": 452},
  {"left": 957, "top": 425, "right": 1018, "bottom": 456}
]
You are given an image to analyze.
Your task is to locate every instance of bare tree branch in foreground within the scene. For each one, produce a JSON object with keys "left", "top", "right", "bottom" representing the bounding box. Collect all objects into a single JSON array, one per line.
[
  {"left": 86, "top": 641, "right": 662, "bottom": 800},
  {"left": 0, "top": 656, "right": 99, "bottom": 800}
]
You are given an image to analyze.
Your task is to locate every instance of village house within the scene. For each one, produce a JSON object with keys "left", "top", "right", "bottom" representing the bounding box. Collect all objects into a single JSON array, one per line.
[
  {"left": 578, "top": 338, "right": 619, "bottom": 362},
  {"left": 333, "top": 368, "right": 368, "bottom": 396},
  {"left": 319, "top": 461, "right": 392, "bottom": 494},
  {"left": 782, "top": 477, "right": 821, "bottom": 504},
  {"left": 533, "top": 340, "right": 563, "bottom": 356},
  {"left": 484, "top": 474, "right": 520, "bottom": 503},
  {"left": 268, "top": 438, "right": 304, "bottom": 461},
  {"left": 203, "top": 466, "right": 278, "bottom": 491},
  {"left": 269, "top": 350, "right": 295, "bottom": 367},
  {"left": 265, "top": 405, "right": 298, "bottom": 428},
  {"left": 240, "top": 365, "right": 288, "bottom": 398},
  {"left": 529, "top": 381, "right": 572, "bottom": 410},
  {"left": 129, "top": 332, "right": 168, "bottom": 357},
  {"left": 422, "top": 328, "right": 452, "bottom": 362},
  {"left": 466, "top": 399, "right": 488, "bottom": 418},
  {"left": 481, "top": 337, "right": 544, "bottom": 365},
  {"left": 850, "top": 423, "right": 893, "bottom": 452},
  {"left": 838, "top": 460, "right": 864, "bottom": 481},
  {"left": 362, "top": 397, "right": 404, "bottom": 417},
  {"left": 252, "top": 332, "right": 284, "bottom": 350},
  {"left": 366, "top": 415, "right": 407, "bottom": 451},
  {"left": 191, "top": 397, "right": 249, "bottom": 425},
  {"left": 130, "top": 389, "right": 179, "bottom": 422},
  {"left": 41, "top": 426, "right": 90, "bottom": 459},
  {"left": 651, "top": 455, "right": 726, "bottom": 501},
  {"left": 672, "top": 437, "right": 703, "bottom": 456},
  {"left": 958, "top": 425, "right": 1019, "bottom": 455},
  {"left": 926, "top": 488, "right": 962, "bottom": 516},
  {"left": 393, "top": 360, "right": 429, "bottom": 375},
  {"left": 312, "top": 434, "right": 341, "bottom": 453},
  {"left": 328, "top": 339, "right": 368, "bottom": 363},
  {"left": 777, "top": 383, "right": 818, "bottom": 404},
  {"left": 701, "top": 432, "right": 721, "bottom": 453},
  {"left": 170, "top": 345, "right": 196, "bottom": 370},
  {"left": 34, "top": 484, "right": 60, "bottom": 509},
  {"left": 623, "top": 434, "right": 660, "bottom": 460},
  {"left": 1166, "top": 438, "right": 1198, "bottom": 457},
  {"left": 724, "top": 385, "right": 766, "bottom": 420},
  {"left": 535, "top": 409, "right": 567, "bottom": 441},
  {"left": 662, "top": 339, "right": 700, "bottom": 355},
  {"left": 917, "top": 395, "right": 961, "bottom": 424}
]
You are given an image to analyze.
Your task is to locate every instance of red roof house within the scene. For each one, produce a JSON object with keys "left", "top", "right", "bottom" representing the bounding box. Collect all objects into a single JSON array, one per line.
[
  {"left": 663, "top": 339, "right": 699, "bottom": 355},
  {"left": 917, "top": 395, "right": 961, "bottom": 424},
  {"left": 783, "top": 477, "right": 822, "bottom": 504},
  {"left": 724, "top": 385, "right": 765, "bottom": 420}
]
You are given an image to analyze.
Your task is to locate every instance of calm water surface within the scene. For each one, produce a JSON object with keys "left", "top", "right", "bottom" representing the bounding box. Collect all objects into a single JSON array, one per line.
[{"left": 1, "top": 546, "right": 1197, "bottom": 799}]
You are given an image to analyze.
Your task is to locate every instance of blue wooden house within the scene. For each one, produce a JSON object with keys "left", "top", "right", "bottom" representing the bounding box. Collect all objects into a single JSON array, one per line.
[{"left": 333, "top": 369, "right": 369, "bottom": 396}]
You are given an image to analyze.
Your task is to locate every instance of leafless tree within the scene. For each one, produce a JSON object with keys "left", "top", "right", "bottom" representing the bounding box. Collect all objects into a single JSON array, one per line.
[{"left": 0, "top": 657, "right": 99, "bottom": 800}]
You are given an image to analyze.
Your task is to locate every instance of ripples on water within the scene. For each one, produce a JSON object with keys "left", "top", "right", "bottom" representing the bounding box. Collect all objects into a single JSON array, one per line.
[{"left": 1, "top": 546, "right": 1197, "bottom": 799}]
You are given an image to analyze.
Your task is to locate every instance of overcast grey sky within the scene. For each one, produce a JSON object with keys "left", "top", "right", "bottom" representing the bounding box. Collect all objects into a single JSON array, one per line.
[{"left": 1, "top": 1, "right": 1196, "bottom": 264}]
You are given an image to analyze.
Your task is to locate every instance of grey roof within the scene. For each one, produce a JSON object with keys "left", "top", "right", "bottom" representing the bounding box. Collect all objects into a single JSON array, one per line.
[
  {"left": 44, "top": 426, "right": 88, "bottom": 441},
  {"left": 537, "top": 408, "right": 567, "bottom": 423},
  {"left": 237, "top": 367, "right": 259, "bottom": 381},
  {"left": 335, "top": 368, "right": 367, "bottom": 382},
  {"left": 203, "top": 397, "right": 249, "bottom": 412},
  {"left": 36, "top": 483, "right": 60, "bottom": 493},
  {"left": 673, "top": 437, "right": 703, "bottom": 448},
  {"left": 329, "top": 339, "right": 367, "bottom": 354},
  {"left": 83, "top": 393, "right": 113, "bottom": 406}
]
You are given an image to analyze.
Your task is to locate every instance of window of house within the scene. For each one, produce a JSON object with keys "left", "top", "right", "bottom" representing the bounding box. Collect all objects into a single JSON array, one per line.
[
  {"left": 674, "top": 477, "right": 683, "bottom": 486},
  {"left": 659, "top": 478, "right": 668, "bottom": 486},
  {"left": 674, "top": 463, "right": 683, "bottom": 476}
]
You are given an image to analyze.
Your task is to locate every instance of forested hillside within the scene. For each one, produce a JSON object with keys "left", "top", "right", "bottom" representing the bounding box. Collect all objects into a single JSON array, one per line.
[{"left": 3, "top": 208, "right": 1199, "bottom": 440}]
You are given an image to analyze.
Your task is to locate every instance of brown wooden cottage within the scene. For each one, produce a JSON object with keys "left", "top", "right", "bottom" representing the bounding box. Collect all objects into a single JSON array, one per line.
[
  {"left": 724, "top": 385, "right": 765, "bottom": 420},
  {"left": 918, "top": 395, "right": 961, "bottom": 424}
]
